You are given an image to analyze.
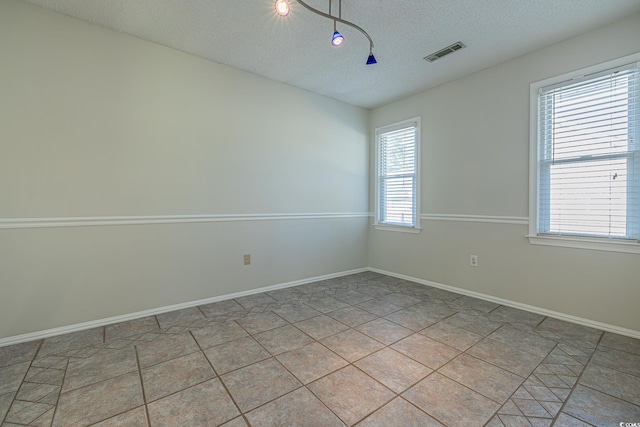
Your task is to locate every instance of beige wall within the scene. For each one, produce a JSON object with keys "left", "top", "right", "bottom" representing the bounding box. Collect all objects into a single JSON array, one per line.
[
  {"left": 370, "top": 12, "right": 640, "bottom": 332},
  {"left": 0, "top": 0, "right": 369, "bottom": 339},
  {"left": 2, "top": 0, "right": 639, "bottom": 341}
]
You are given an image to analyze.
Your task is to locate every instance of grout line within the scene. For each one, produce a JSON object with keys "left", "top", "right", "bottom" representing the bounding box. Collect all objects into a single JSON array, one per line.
[
  {"left": 46, "top": 353, "right": 70, "bottom": 427},
  {"left": 191, "top": 328, "right": 256, "bottom": 424},
  {"left": 134, "top": 346, "right": 153, "bottom": 427}
]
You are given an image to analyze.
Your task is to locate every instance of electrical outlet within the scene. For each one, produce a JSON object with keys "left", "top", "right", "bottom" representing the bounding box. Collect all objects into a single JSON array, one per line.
[
  {"left": 244, "top": 254, "right": 251, "bottom": 265},
  {"left": 470, "top": 255, "right": 478, "bottom": 267}
]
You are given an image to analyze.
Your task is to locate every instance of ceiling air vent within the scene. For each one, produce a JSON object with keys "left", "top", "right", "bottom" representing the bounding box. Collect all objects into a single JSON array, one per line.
[{"left": 424, "top": 41, "right": 466, "bottom": 62}]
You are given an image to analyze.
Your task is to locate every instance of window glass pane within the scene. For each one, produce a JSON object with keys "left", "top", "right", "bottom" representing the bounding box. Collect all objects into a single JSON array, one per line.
[
  {"left": 537, "top": 63, "right": 639, "bottom": 240},
  {"left": 377, "top": 121, "right": 418, "bottom": 228}
]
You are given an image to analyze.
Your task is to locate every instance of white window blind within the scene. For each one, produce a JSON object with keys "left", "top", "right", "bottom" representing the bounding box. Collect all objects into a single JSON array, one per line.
[
  {"left": 376, "top": 120, "right": 419, "bottom": 228},
  {"left": 536, "top": 62, "right": 639, "bottom": 241}
]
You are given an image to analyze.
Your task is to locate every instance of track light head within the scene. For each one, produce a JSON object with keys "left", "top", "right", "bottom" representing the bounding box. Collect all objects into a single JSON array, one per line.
[
  {"left": 275, "top": 0, "right": 290, "bottom": 16},
  {"left": 331, "top": 31, "right": 344, "bottom": 46},
  {"left": 366, "top": 52, "right": 377, "bottom": 65}
]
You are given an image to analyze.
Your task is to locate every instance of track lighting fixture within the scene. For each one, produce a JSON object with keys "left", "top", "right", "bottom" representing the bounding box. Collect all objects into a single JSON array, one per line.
[{"left": 274, "top": 0, "right": 377, "bottom": 65}]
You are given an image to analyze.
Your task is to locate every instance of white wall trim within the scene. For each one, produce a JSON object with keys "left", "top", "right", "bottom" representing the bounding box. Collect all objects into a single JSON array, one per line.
[
  {"left": 370, "top": 268, "right": 640, "bottom": 340},
  {"left": 527, "top": 234, "right": 640, "bottom": 254},
  {"left": 0, "top": 212, "right": 371, "bottom": 230},
  {"left": 421, "top": 214, "right": 529, "bottom": 225},
  {"left": 0, "top": 268, "right": 368, "bottom": 347}
]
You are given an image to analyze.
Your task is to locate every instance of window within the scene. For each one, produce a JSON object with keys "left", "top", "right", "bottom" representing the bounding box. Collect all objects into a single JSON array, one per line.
[
  {"left": 375, "top": 118, "right": 420, "bottom": 232},
  {"left": 529, "top": 54, "right": 640, "bottom": 253}
]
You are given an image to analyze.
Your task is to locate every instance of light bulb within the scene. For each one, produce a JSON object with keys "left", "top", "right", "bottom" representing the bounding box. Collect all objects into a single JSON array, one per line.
[{"left": 275, "top": 0, "right": 289, "bottom": 16}]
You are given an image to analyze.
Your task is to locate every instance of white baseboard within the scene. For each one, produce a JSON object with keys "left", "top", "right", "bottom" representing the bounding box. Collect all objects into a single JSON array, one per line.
[
  {"left": 0, "top": 268, "right": 368, "bottom": 348},
  {"left": 369, "top": 268, "right": 640, "bottom": 340}
]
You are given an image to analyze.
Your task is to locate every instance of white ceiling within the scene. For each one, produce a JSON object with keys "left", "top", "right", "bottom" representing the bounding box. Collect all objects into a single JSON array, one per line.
[{"left": 20, "top": 0, "right": 640, "bottom": 109}]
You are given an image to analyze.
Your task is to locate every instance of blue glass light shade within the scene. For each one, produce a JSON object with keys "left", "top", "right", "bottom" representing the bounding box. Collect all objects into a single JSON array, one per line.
[
  {"left": 366, "top": 53, "right": 377, "bottom": 65},
  {"left": 331, "top": 31, "right": 344, "bottom": 46}
]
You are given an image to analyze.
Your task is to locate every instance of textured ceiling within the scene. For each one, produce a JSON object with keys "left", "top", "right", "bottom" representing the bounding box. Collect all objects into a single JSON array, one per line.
[{"left": 19, "top": 0, "right": 640, "bottom": 109}]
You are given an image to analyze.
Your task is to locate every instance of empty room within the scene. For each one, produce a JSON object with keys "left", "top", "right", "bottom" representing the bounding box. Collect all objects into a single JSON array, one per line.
[{"left": 1, "top": 0, "right": 640, "bottom": 425}]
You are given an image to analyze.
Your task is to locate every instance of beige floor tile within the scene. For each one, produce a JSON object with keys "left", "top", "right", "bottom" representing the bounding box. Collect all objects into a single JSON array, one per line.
[
  {"left": 356, "top": 298, "right": 402, "bottom": 316},
  {"left": 253, "top": 325, "right": 314, "bottom": 355},
  {"left": 236, "top": 312, "right": 288, "bottom": 335},
  {"left": 384, "top": 304, "right": 452, "bottom": 331},
  {"left": 156, "top": 307, "right": 205, "bottom": 329},
  {"left": 420, "top": 321, "right": 483, "bottom": 351},
  {"left": 135, "top": 333, "right": 200, "bottom": 368},
  {"left": 535, "top": 318, "right": 602, "bottom": 347},
  {"left": 16, "top": 382, "right": 60, "bottom": 404},
  {"left": 91, "top": 406, "right": 148, "bottom": 427},
  {"left": 425, "top": 288, "right": 463, "bottom": 302},
  {"left": 376, "top": 293, "right": 422, "bottom": 308},
  {"left": 468, "top": 338, "right": 545, "bottom": 377},
  {"left": 221, "top": 358, "right": 301, "bottom": 412},
  {"left": 392, "top": 334, "right": 460, "bottom": 369},
  {"left": 308, "top": 365, "right": 394, "bottom": 425},
  {"left": 4, "top": 400, "right": 54, "bottom": 425},
  {"left": 356, "top": 398, "right": 444, "bottom": 427},
  {"left": 104, "top": 317, "right": 159, "bottom": 342},
  {"left": 203, "top": 336, "right": 270, "bottom": 375},
  {"left": 147, "top": 378, "right": 239, "bottom": 426},
  {"left": 451, "top": 296, "right": 500, "bottom": 313},
  {"left": 442, "top": 312, "right": 502, "bottom": 336},
  {"left": 488, "top": 326, "right": 557, "bottom": 356},
  {"left": 579, "top": 363, "right": 640, "bottom": 405},
  {"left": 234, "top": 293, "right": 278, "bottom": 309},
  {"left": 590, "top": 347, "right": 640, "bottom": 377},
  {"left": 220, "top": 417, "right": 249, "bottom": 427},
  {"left": 63, "top": 347, "right": 138, "bottom": 392},
  {"left": 294, "top": 315, "right": 349, "bottom": 340},
  {"left": 0, "top": 362, "right": 30, "bottom": 394},
  {"left": 0, "top": 391, "right": 15, "bottom": 420},
  {"left": 356, "top": 318, "right": 412, "bottom": 345},
  {"left": 198, "top": 299, "right": 246, "bottom": 317},
  {"left": 24, "top": 366, "right": 65, "bottom": 386},
  {"left": 320, "top": 329, "right": 385, "bottom": 362},
  {"left": 245, "top": 387, "right": 345, "bottom": 427},
  {"left": 554, "top": 412, "right": 593, "bottom": 426},
  {"left": 190, "top": 321, "right": 249, "bottom": 349},
  {"left": 600, "top": 331, "right": 640, "bottom": 356},
  {"left": 333, "top": 289, "right": 375, "bottom": 305},
  {"left": 271, "top": 304, "right": 322, "bottom": 323},
  {"left": 0, "top": 341, "right": 41, "bottom": 368},
  {"left": 488, "top": 306, "right": 545, "bottom": 326},
  {"left": 439, "top": 354, "right": 524, "bottom": 404},
  {"left": 53, "top": 372, "right": 143, "bottom": 427},
  {"left": 304, "top": 296, "right": 350, "bottom": 313},
  {"left": 403, "top": 373, "right": 500, "bottom": 427},
  {"left": 40, "top": 328, "right": 104, "bottom": 356},
  {"left": 355, "top": 348, "right": 432, "bottom": 393},
  {"left": 276, "top": 342, "right": 348, "bottom": 384},
  {"left": 141, "top": 351, "right": 215, "bottom": 402},
  {"left": 563, "top": 384, "right": 640, "bottom": 426},
  {"left": 327, "top": 306, "right": 377, "bottom": 327}
]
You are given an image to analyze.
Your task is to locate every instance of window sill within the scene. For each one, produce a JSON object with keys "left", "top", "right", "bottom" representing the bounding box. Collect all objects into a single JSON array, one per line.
[
  {"left": 526, "top": 234, "right": 640, "bottom": 254},
  {"left": 374, "top": 224, "right": 421, "bottom": 234}
]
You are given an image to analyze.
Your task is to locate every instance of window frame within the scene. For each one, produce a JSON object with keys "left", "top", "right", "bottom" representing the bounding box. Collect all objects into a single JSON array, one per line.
[
  {"left": 374, "top": 117, "right": 421, "bottom": 233},
  {"left": 528, "top": 52, "right": 640, "bottom": 254}
]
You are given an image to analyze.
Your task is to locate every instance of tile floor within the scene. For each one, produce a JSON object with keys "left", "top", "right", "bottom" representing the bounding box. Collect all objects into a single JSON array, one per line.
[{"left": 1, "top": 272, "right": 639, "bottom": 426}]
